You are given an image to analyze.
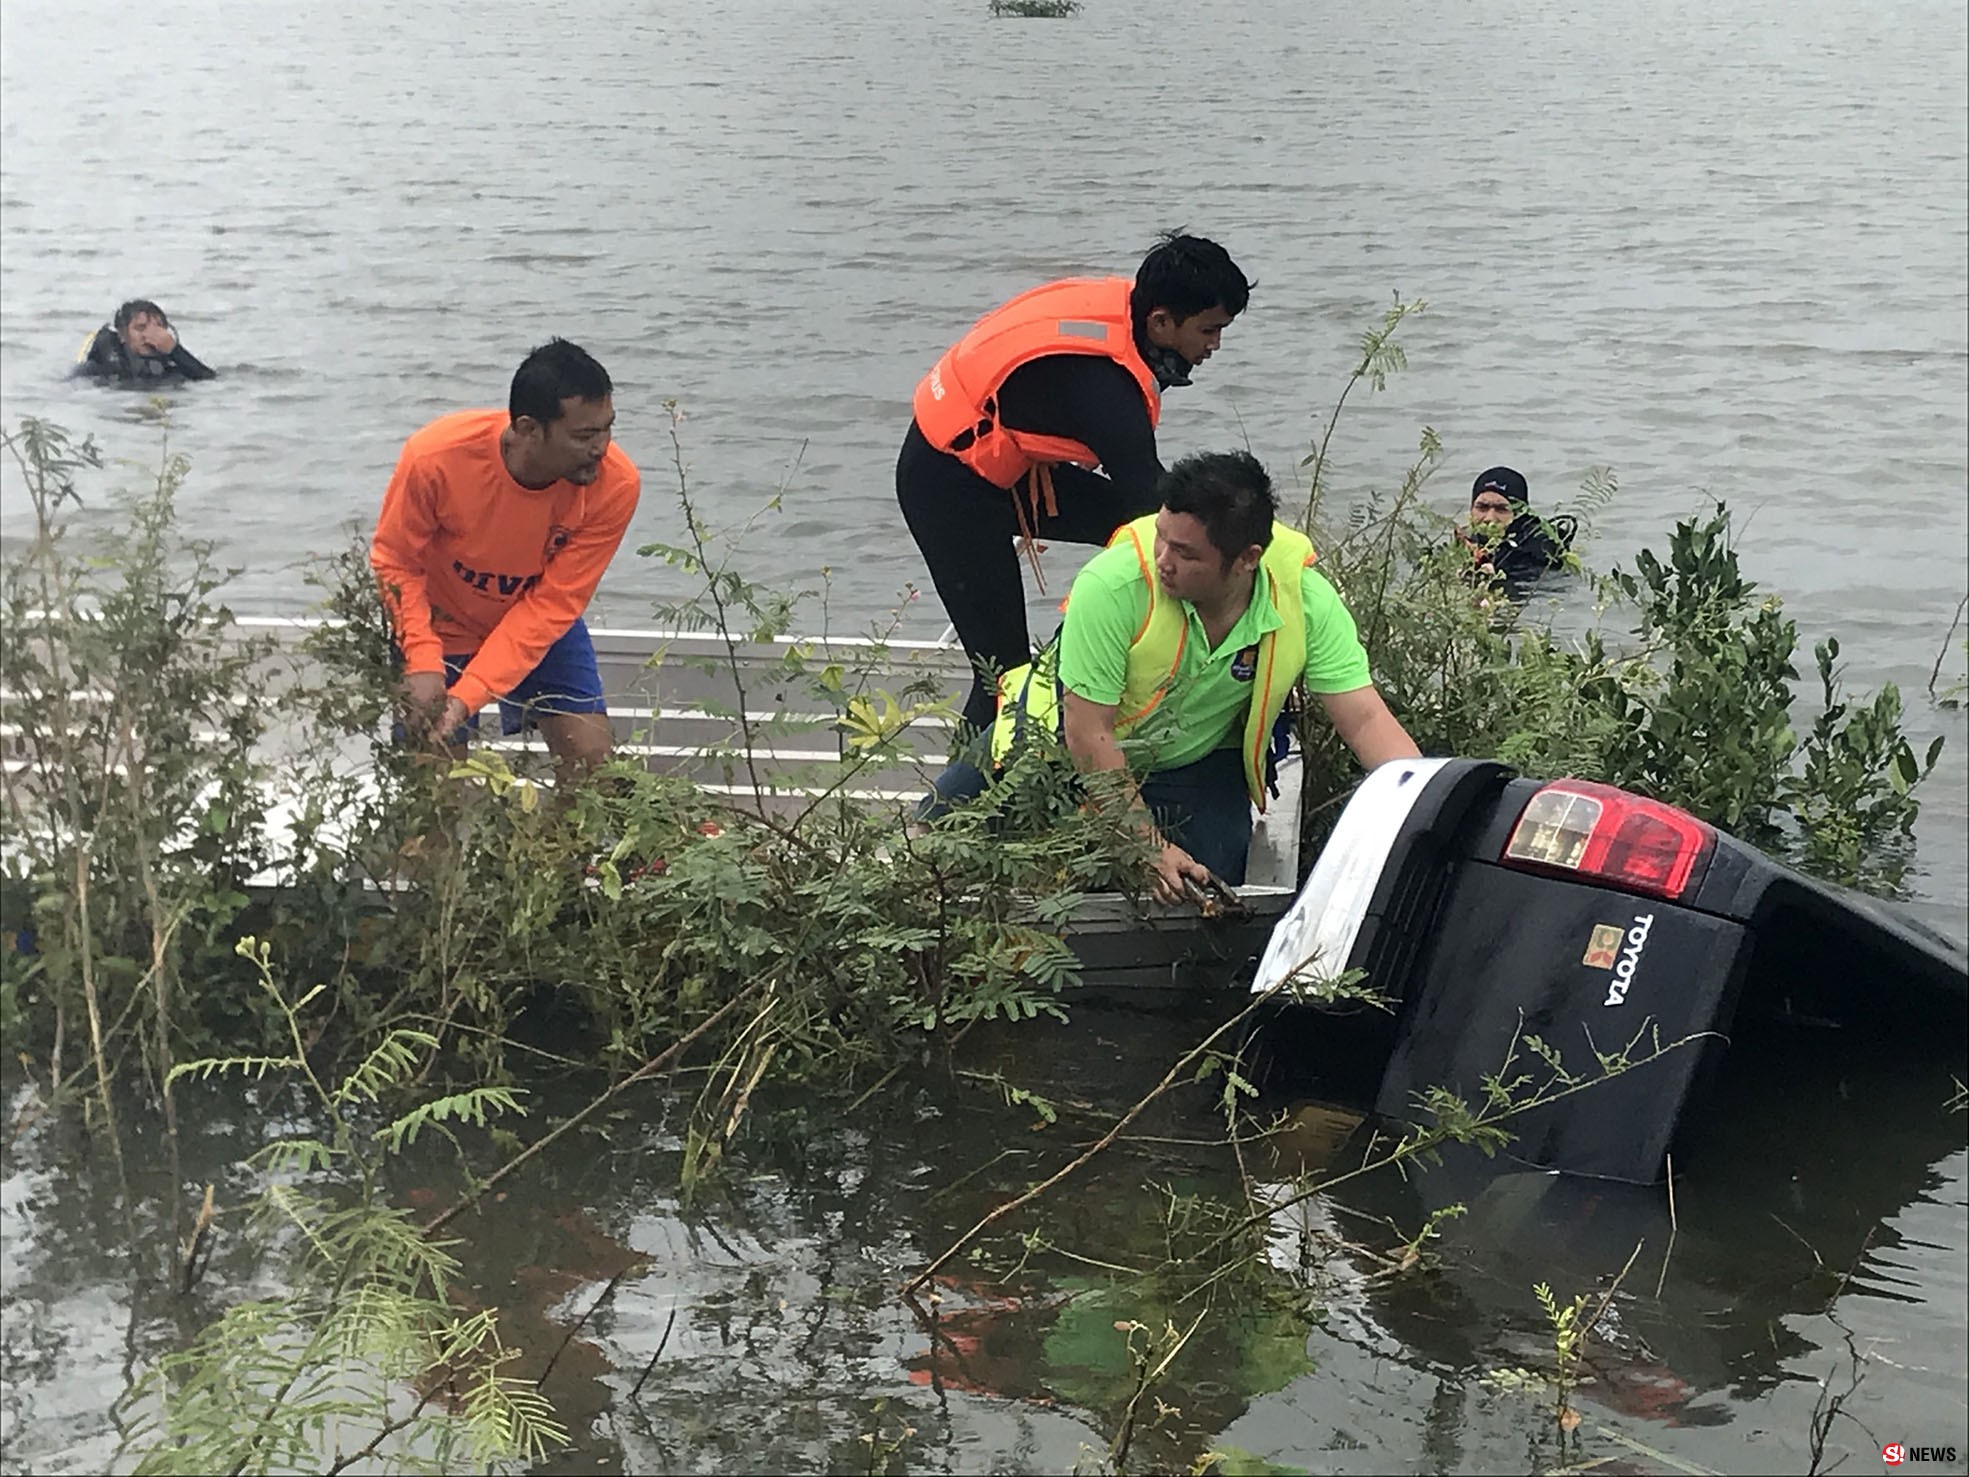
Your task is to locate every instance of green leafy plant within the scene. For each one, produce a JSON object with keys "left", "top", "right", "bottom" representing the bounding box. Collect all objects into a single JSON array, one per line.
[
  {"left": 1602, "top": 505, "right": 1805, "bottom": 837},
  {"left": 1, "top": 323, "right": 1952, "bottom": 1473},
  {"left": 1, "top": 415, "right": 277, "bottom": 1133},
  {"left": 1290, "top": 307, "right": 1943, "bottom": 895},
  {"left": 1295, "top": 484, "right": 1635, "bottom": 858},
  {"left": 118, "top": 938, "right": 562, "bottom": 1475},
  {"left": 590, "top": 403, "right": 1160, "bottom": 1179},
  {"left": 1781, "top": 638, "right": 1939, "bottom": 890},
  {"left": 1599, "top": 513, "right": 1939, "bottom": 886},
  {"left": 1389, "top": 1202, "right": 1467, "bottom": 1275},
  {"left": 1301, "top": 293, "right": 1428, "bottom": 529},
  {"left": 1532, "top": 1280, "right": 1589, "bottom": 1431},
  {"left": 1529, "top": 1239, "right": 1643, "bottom": 1438}
]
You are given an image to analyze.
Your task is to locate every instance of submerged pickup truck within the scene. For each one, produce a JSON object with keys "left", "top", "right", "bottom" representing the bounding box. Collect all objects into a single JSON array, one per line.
[{"left": 1247, "top": 757, "right": 1969, "bottom": 1184}]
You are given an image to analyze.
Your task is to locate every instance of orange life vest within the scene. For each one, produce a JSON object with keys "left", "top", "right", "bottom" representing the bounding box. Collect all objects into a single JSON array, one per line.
[{"left": 911, "top": 277, "right": 1163, "bottom": 490}]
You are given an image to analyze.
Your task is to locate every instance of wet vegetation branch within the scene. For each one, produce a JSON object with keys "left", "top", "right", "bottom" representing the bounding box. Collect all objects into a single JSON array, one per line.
[
  {"left": 420, "top": 983, "right": 761, "bottom": 1237},
  {"left": 902, "top": 978, "right": 1296, "bottom": 1297}
]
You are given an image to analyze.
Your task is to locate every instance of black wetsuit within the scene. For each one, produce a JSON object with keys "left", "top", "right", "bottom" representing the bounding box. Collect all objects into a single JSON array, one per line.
[
  {"left": 74, "top": 327, "right": 217, "bottom": 384},
  {"left": 1468, "top": 512, "right": 1576, "bottom": 590},
  {"left": 896, "top": 352, "right": 1171, "bottom": 730}
]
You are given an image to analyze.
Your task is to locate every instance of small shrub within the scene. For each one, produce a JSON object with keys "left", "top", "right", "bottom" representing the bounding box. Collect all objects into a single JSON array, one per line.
[
  {"left": 1290, "top": 307, "right": 1942, "bottom": 896},
  {"left": 1, "top": 416, "right": 278, "bottom": 1123}
]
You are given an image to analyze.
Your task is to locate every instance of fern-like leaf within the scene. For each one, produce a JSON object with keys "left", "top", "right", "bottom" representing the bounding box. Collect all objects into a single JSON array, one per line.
[
  {"left": 375, "top": 1085, "right": 525, "bottom": 1154},
  {"left": 167, "top": 1053, "right": 301, "bottom": 1085},
  {"left": 250, "top": 1137, "right": 342, "bottom": 1176},
  {"left": 331, "top": 1028, "right": 441, "bottom": 1108}
]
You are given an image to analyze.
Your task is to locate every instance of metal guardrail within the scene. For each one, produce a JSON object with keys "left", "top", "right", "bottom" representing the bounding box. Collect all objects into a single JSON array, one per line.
[{"left": 9, "top": 615, "right": 1302, "bottom": 982}]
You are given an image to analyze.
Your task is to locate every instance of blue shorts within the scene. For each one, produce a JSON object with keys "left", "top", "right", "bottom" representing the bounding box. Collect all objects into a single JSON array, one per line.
[{"left": 434, "top": 618, "right": 608, "bottom": 740}]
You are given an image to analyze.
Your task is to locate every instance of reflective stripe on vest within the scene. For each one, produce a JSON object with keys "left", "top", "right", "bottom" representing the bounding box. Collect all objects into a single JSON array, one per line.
[
  {"left": 990, "top": 514, "right": 1317, "bottom": 811},
  {"left": 911, "top": 277, "right": 1163, "bottom": 490}
]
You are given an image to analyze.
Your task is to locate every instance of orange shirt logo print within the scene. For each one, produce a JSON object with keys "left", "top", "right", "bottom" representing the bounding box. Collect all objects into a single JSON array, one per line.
[
  {"left": 449, "top": 559, "right": 543, "bottom": 600},
  {"left": 444, "top": 527, "right": 570, "bottom": 604}
]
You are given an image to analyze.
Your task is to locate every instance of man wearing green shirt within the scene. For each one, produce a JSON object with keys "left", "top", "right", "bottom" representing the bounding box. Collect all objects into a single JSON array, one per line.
[{"left": 1001, "top": 449, "right": 1419, "bottom": 904}]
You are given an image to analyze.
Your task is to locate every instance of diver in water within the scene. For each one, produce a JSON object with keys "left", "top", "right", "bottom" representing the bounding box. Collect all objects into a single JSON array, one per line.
[
  {"left": 73, "top": 300, "right": 217, "bottom": 384},
  {"left": 1458, "top": 466, "right": 1574, "bottom": 587}
]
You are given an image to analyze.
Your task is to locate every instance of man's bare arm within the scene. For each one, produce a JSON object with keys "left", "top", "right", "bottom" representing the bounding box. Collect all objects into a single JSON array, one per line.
[
  {"left": 1318, "top": 685, "right": 1422, "bottom": 770},
  {"left": 1061, "top": 689, "right": 1132, "bottom": 778},
  {"left": 1061, "top": 690, "right": 1213, "bottom": 904}
]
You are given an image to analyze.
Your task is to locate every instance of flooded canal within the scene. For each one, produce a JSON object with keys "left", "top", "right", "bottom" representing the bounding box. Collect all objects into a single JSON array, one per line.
[{"left": 3, "top": 1000, "right": 1962, "bottom": 1473}]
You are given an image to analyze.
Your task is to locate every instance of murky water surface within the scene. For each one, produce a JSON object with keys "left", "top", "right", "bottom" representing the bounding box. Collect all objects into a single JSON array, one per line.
[
  {"left": 2, "top": 0, "right": 1965, "bottom": 1470},
  {"left": 2, "top": 1015, "right": 1965, "bottom": 1474}
]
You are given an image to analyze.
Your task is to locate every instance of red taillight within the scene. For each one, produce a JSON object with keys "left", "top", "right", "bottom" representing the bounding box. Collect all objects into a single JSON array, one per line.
[{"left": 1501, "top": 779, "right": 1715, "bottom": 900}]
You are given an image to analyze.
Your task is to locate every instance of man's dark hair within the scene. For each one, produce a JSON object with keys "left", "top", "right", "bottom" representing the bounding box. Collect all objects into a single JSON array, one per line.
[
  {"left": 1160, "top": 450, "right": 1277, "bottom": 565},
  {"left": 113, "top": 299, "right": 170, "bottom": 332},
  {"left": 1132, "top": 232, "right": 1253, "bottom": 335},
  {"left": 510, "top": 338, "right": 612, "bottom": 424}
]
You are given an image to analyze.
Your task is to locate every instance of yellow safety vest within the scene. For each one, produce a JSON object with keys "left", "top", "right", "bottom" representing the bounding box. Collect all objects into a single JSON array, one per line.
[{"left": 990, "top": 514, "right": 1315, "bottom": 811}]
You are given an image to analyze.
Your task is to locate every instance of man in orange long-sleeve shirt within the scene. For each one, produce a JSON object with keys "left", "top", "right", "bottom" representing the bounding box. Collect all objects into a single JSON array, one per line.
[{"left": 371, "top": 338, "right": 641, "bottom": 774}]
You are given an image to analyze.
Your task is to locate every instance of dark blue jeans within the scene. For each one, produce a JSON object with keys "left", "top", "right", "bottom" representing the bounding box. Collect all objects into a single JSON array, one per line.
[{"left": 1139, "top": 746, "right": 1252, "bottom": 885}]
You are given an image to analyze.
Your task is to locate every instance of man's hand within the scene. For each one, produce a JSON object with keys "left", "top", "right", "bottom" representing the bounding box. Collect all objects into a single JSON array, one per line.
[
  {"left": 1151, "top": 840, "right": 1214, "bottom": 907},
  {"left": 1063, "top": 691, "right": 1210, "bottom": 905},
  {"left": 399, "top": 671, "right": 464, "bottom": 749}
]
